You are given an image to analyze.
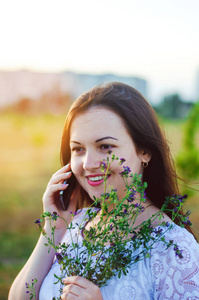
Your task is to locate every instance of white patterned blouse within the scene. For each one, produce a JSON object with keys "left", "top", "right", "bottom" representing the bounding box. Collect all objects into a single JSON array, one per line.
[{"left": 39, "top": 207, "right": 199, "bottom": 300}]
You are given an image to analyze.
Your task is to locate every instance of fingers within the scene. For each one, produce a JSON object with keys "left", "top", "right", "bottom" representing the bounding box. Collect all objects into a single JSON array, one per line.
[
  {"left": 48, "top": 171, "right": 72, "bottom": 187},
  {"left": 63, "top": 276, "right": 89, "bottom": 288},
  {"left": 61, "top": 276, "right": 103, "bottom": 300},
  {"left": 47, "top": 164, "right": 72, "bottom": 191},
  {"left": 47, "top": 182, "right": 68, "bottom": 195},
  {"left": 49, "top": 164, "right": 72, "bottom": 184},
  {"left": 61, "top": 293, "right": 76, "bottom": 300},
  {"left": 43, "top": 164, "right": 72, "bottom": 207},
  {"left": 61, "top": 283, "right": 84, "bottom": 300},
  {"left": 61, "top": 280, "right": 84, "bottom": 299},
  {"left": 52, "top": 163, "right": 71, "bottom": 177},
  {"left": 61, "top": 292, "right": 77, "bottom": 300}
]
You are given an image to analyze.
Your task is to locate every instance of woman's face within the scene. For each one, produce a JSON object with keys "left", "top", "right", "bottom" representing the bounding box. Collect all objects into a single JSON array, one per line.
[{"left": 70, "top": 107, "right": 150, "bottom": 201}]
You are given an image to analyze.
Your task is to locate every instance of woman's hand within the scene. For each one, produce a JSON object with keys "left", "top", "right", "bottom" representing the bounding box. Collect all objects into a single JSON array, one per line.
[
  {"left": 42, "top": 164, "right": 78, "bottom": 229},
  {"left": 61, "top": 276, "right": 103, "bottom": 300}
]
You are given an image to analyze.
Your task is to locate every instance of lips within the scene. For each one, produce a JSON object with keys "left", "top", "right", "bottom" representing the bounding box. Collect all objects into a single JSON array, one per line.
[{"left": 86, "top": 174, "right": 110, "bottom": 186}]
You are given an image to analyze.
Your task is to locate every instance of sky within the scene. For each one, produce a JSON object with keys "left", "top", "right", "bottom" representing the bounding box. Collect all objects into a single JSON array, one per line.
[{"left": 0, "top": 0, "right": 199, "bottom": 103}]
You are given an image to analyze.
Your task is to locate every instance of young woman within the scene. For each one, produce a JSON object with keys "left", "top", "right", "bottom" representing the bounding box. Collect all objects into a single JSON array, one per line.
[{"left": 9, "top": 82, "right": 199, "bottom": 299}]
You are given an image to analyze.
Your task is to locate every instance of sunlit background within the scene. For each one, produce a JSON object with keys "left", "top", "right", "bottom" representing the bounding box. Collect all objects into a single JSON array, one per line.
[
  {"left": 0, "top": 0, "right": 199, "bottom": 298},
  {"left": 0, "top": 0, "right": 199, "bottom": 103}
]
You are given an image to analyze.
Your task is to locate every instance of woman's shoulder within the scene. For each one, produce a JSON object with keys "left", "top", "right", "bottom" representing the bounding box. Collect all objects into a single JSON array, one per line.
[
  {"left": 150, "top": 222, "right": 199, "bottom": 269},
  {"left": 152, "top": 222, "right": 198, "bottom": 252}
]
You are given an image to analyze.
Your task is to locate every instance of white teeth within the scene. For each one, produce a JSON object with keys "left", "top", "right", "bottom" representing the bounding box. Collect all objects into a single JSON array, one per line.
[{"left": 88, "top": 176, "right": 104, "bottom": 182}]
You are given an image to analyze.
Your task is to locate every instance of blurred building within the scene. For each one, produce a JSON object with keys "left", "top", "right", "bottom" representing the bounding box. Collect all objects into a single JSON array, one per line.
[
  {"left": 0, "top": 69, "right": 147, "bottom": 108},
  {"left": 0, "top": 70, "right": 62, "bottom": 108},
  {"left": 61, "top": 71, "right": 147, "bottom": 99}
]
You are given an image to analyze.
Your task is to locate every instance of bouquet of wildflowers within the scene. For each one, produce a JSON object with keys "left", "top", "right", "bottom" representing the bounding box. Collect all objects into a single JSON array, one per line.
[{"left": 26, "top": 154, "right": 191, "bottom": 299}]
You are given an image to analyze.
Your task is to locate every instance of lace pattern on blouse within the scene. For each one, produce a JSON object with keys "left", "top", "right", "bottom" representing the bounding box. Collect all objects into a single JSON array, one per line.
[{"left": 39, "top": 208, "right": 199, "bottom": 300}]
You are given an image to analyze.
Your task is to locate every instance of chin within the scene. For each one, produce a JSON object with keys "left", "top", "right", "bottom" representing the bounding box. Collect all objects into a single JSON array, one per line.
[{"left": 87, "top": 190, "right": 103, "bottom": 201}]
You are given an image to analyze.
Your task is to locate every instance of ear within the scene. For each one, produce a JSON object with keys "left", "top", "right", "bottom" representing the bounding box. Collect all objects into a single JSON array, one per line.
[{"left": 139, "top": 149, "right": 152, "bottom": 164}]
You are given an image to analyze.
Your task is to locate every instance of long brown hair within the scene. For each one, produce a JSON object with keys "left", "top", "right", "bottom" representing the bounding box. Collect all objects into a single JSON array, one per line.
[{"left": 60, "top": 82, "right": 193, "bottom": 233}]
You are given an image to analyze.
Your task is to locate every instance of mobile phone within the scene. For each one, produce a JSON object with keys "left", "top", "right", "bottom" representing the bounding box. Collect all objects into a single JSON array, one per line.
[
  {"left": 59, "top": 174, "right": 76, "bottom": 211},
  {"left": 60, "top": 180, "right": 67, "bottom": 210}
]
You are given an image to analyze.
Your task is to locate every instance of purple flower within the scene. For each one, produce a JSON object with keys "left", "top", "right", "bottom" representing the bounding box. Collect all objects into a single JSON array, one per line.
[
  {"left": 182, "top": 212, "right": 192, "bottom": 226},
  {"left": 185, "top": 210, "right": 191, "bottom": 216},
  {"left": 135, "top": 255, "right": 140, "bottom": 262},
  {"left": 140, "top": 206, "right": 145, "bottom": 212},
  {"left": 143, "top": 191, "right": 147, "bottom": 202},
  {"left": 101, "top": 192, "right": 110, "bottom": 199},
  {"left": 55, "top": 252, "right": 63, "bottom": 261},
  {"left": 179, "top": 194, "right": 188, "bottom": 201},
  {"left": 119, "top": 166, "right": 131, "bottom": 177},
  {"left": 52, "top": 211, "right": 59, "bottom": 220},
  {"left": 100, "top": 162, "right": 106, "bottom": 171},
  {"left": 119, "top": 158, "right": 126, "bottom": 165},
  {"left": 131, "top": 234, "right": 136, "bottom": 241},
  {"left": 34, "top": 218, "right": 42, "bottom": 224},
  {"left": 127, "top": 188, "right": 136, "bottom": 203},
  {"left": 174, "top": 244, "right": 183, "bottom": 259},
  {"left": 171, "top": 194, "right": 188, "bottom": 204},
  {"left": 182, "top": 219, "right": 192, "bottom": 226},
  {"left": 123, "top": 209, "right": 128, "bottom": 215},
  {"left": 70, "top": 211, "right": 78, "bottom": 216},
  {"left": 134, "top": 203, "right": 144, "bottom": 212},
  {"left": 154, "top": 228, "right": 163, "bottom": 235}
]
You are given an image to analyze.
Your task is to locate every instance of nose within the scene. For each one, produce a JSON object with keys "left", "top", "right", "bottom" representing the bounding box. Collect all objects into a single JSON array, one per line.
[{"left": 83, "top": 150, "right": 102, "bottom": 171}]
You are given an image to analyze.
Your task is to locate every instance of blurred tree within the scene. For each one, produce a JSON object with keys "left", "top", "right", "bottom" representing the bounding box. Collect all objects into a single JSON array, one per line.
[
  {"left": 155, "top": 94, "right": 193, "bottom": 119},
  {"left": 1, "top": 86, "right": 73, "bottom": 115},
  {"left": 176, "top": 101, "right": 199, "bottom": 179},
  {"left": 11, "top": 97, "right": 34, "bottom": 113}
]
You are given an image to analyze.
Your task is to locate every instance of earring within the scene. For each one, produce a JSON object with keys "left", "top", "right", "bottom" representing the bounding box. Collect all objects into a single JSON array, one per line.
[{"left": 142, "top": 162, "right": 148, "bottom": 168}]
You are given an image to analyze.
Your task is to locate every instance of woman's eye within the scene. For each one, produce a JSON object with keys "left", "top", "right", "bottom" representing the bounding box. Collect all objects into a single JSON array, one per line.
[
  {"left": 72, "top": 147, "right": 84, "bottom": 153},
  {"left": 100, "top": 144, "right": 113, "bottom": 150}
]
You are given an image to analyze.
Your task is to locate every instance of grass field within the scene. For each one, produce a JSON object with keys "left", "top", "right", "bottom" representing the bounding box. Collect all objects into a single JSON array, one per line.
[{"left": 0, "top": 112, "right": 198, "bottom": 299}]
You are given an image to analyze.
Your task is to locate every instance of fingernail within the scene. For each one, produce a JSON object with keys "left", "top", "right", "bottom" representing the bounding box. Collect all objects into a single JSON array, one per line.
[
  {"left": 66, "top": 171, "right": 71, "bottom": 176},
  {"left": 63, "top": 183, "right": 69, "bottom": 187}
]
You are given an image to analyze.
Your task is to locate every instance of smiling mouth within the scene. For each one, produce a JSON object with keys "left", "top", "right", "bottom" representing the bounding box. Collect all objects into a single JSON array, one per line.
[
  {"left": 88, "top": 175, "right": 105, "bottom": 182},
  {"left": 86, "top": 174, "right": 110, "bottom": 186}
]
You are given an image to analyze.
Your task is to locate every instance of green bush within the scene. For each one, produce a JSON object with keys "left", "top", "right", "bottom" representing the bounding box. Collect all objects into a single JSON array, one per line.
[{"left": 176, "top": 102, "right": 199, "bottom": 179}]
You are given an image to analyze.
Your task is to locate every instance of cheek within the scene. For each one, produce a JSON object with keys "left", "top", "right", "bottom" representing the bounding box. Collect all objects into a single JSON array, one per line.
[
  {"left": 120, "top": 156, "right": 142, "bottom": 176},
  {"left": 71, "top": 156, "right": 81, "bottom": 176}
]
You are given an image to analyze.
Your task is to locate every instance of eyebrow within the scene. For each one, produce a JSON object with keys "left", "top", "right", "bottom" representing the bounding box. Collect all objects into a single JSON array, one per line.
[
  {"left": 70, "top": 136, "right": 118, "bottom": 144},
  {"left": 95, "top": 136, "right": 118, "bottom": 143}
]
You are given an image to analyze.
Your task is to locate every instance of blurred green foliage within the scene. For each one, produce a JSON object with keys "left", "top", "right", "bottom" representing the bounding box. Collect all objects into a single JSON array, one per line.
[
  {"left": 176, "top": 102, "right": 199, "bottom": 179},
  {"left": 154, "top": 93, "right": 193, "bottom": 119}
]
